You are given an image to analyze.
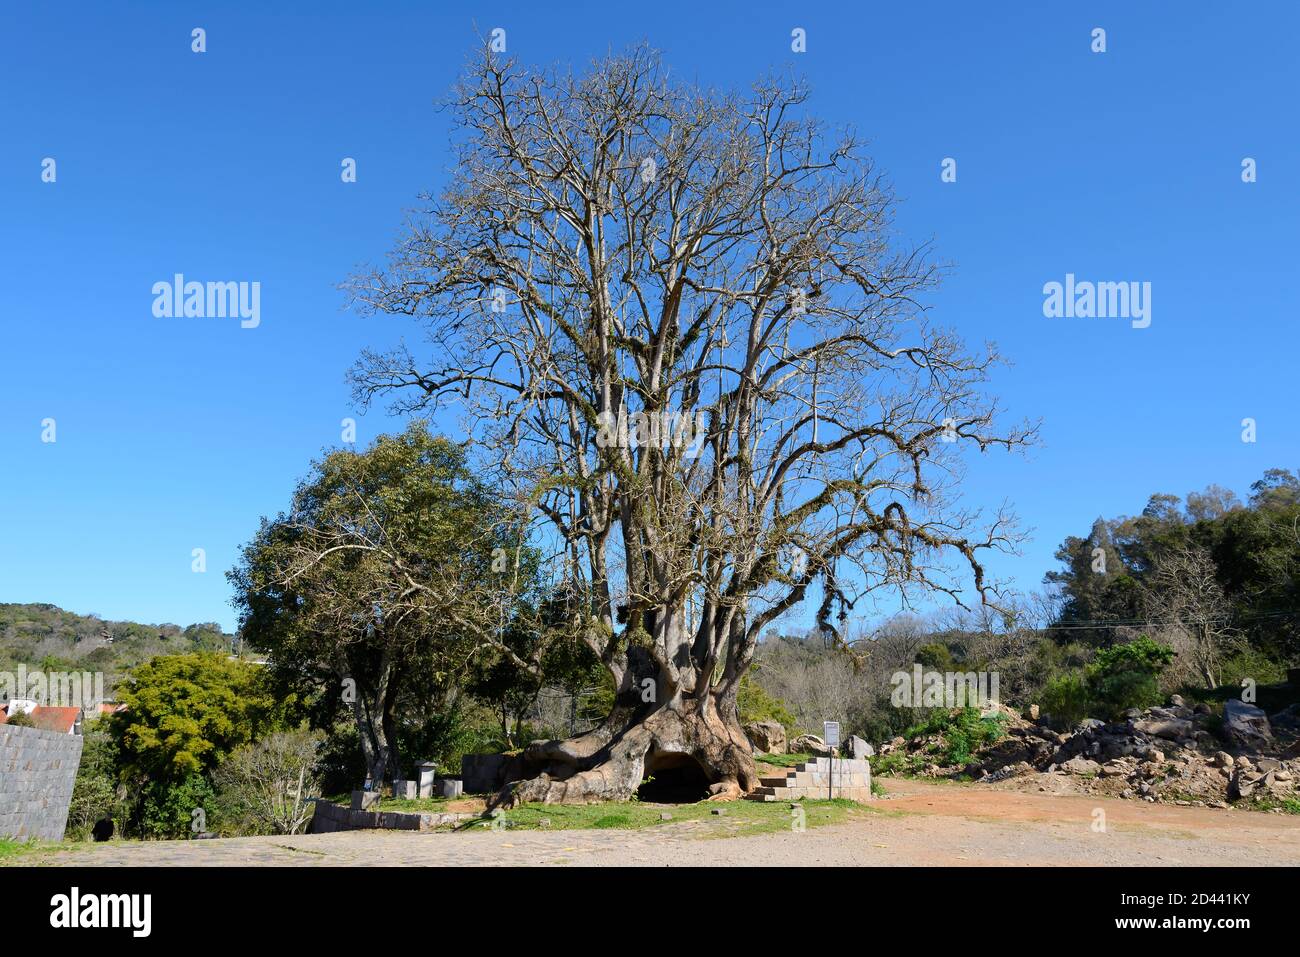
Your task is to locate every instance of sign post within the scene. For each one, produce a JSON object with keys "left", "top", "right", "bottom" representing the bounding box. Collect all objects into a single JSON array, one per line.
[{"left": 823, "top": 721, "right": 840, "bottom": 800}]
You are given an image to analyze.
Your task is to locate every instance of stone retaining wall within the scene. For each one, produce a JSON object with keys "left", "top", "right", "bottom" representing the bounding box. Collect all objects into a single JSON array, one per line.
[
  {"left": 747, "top": 756, "right": 872, "bottom": 803},
  {"left": 0, "top": 724, "right": 83, "bottom": 841},
  {"left": 310, "top": 799, "right": 477, "bottom": 833}
]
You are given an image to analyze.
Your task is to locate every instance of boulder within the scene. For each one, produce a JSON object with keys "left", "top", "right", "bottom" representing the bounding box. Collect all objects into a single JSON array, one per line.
[
  {"left": 790, "top": 733, "right": 833, "bottom": 757},
  {"left": 743, "top": 720, "right": 787, "bottom": 755},
  {"left": 1061, "top": 756, "right": 1102, "bottom": 775},
  {"left": 1224, "top": 699, "right": 1274, "bottom": 753},
  {"left": 846, "top": 735, "right": 874, "bottom": 759},
  {"left": 1133, "top": 718, "right": 1194, "bottom": 741}
]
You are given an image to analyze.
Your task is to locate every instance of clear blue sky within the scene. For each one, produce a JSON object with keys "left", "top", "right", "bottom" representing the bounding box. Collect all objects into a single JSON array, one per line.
[{"left": 2, "top": 2, "right": 1295, "bottom": 633}]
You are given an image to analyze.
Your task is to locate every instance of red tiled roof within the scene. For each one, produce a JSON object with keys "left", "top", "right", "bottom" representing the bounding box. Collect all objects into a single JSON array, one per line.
[
  {"left": 0, "top": 704, "right": 82, "bottom": 732},
  {"left": 29, "top": 706, "right": 80, "bottom": 734}
]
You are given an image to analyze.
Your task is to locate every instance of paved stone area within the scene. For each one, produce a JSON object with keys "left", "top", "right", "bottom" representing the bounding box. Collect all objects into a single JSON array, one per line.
[{"left": 18, "top": 779, "right": 1300, "bottom": 867}]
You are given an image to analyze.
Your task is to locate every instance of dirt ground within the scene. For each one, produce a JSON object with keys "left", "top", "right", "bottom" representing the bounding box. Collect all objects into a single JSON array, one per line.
[{"left": 23, "top": 778, "right": 1300, "bottom": 867}]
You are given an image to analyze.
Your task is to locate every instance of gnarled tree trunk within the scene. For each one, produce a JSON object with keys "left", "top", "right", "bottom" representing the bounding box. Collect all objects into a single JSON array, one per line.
[{"left": 497, "top": 648, "right": 757, "bottom": 806}]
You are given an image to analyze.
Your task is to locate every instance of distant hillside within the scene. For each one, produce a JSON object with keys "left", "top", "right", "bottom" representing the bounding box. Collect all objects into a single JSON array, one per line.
[{"left": 0, "top": 602, "right": 235, "bottom": 697}]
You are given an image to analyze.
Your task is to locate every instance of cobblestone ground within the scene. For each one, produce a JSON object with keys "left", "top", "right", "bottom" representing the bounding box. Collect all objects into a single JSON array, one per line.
[{"left": 21, "top": 779, "right": 1300, "bottom": 867}]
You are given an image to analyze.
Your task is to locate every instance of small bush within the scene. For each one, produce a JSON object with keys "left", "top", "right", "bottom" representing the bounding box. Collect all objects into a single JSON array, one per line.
[
  {"left": 138, "top": 774, "right": 216, "bottom": 840},
  {"left": 1041, "top": 672, "right": 1091, "bottom": 727},
  {"left": 737, "top": 674, "right": 797, "bottom": 732},
  {"left": 903, "top": 707, "right": 1006, "bottom": 766},
  {"left": 1041, "top": 636, "right": 1175, "bottom": 727}
]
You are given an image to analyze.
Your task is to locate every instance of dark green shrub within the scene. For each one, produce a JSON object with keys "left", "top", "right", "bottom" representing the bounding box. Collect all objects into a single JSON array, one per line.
[
  {"left": 1089, "top": 636, "right": 1174, "bottom": 714},
  {"left": 1041, "top": 672, "right": 1091, "bottom": 726}
]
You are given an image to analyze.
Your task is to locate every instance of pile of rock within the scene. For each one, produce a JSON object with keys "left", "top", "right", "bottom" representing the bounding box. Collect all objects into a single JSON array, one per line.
[{"left": 970, "top": 695, "right": 1299, "bottom": 809}]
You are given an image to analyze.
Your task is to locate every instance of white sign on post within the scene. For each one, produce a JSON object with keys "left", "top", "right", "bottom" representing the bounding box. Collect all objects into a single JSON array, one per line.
[{"left": 823, "top": 721, "right": 840, "bottom": 747}]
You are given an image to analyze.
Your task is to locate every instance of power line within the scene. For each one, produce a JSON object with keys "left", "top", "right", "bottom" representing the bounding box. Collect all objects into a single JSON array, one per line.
[{"left": 1040, "top": 608, "right": 1300, "bottom": 632}]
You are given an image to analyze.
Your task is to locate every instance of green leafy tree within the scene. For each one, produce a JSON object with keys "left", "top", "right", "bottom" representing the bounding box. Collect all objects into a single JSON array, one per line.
[
  {"left": 67, "top": 723, "right": 129, "bottom": 840},
  {"left": 229, "top": 422, "right": 534, "bottom": 787},
  {"left": 1088, "top": 635, "right": 1175, "bottom": 713},
  {"left": 1043, "top": 517, "right": 1143, "bottom": 646},
  {"left": 110, "top": 652, "right": 290, "bottom": 784}
]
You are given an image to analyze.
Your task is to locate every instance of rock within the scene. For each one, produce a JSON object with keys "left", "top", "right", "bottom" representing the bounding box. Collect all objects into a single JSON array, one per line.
[
  {"left": 1169, "top": 694, "right": 1186, "bottom": 707},
  {"left": 1229, "top": 771, "right": 1256, "bottom": 800},
  {"left": 1256, "top": 758, "right": 1281, "bottom": 772},
  {"left": 1061, "top": 756, "right": 1102, "bottom": 775},
  {"left": 1224, "top": 698, "right": 1274, "bottom": 753},
  {"left": 1076, "top": 718, "right": 1106, "bottom": 732},
  {"left": 1275, "top": 769, "right": 1293, "bottom": 782},
  {"left": 1215, "top": 751, "right": 1234, "bottom": 769},
  {"left": 659, "top": 812, "right": 673, "bottom": 821},
  {"left": 743, "top": 720, "right": 787, "bottom": 755},
  {"left": 790, "top": 734, "right": 833, "bottom": 757},
  {"left": 846, "top": 735, "right": 874, "bottom": 759},
  {"left": 1194, "top": 703, "right": 1212, "bottom": 715},
  {"left": 1149, "top": 749, "right": 1165, "bottom": 764},
  {"left": 1133, "top": 718, "right": 1194, "bottom": 741},
  {"left": 1235, "top": 755, "right": 1253, "bottom": 769}
]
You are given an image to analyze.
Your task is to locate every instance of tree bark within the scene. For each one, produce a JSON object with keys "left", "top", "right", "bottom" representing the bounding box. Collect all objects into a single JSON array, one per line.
[{"left": 494, "top": 646, "right": 757, "bottom": 806}]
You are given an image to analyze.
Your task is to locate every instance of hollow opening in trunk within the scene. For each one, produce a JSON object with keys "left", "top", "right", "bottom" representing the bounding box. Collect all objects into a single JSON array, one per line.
[{"left": 637, "top": 750, "right": 712, "bottom": 803}]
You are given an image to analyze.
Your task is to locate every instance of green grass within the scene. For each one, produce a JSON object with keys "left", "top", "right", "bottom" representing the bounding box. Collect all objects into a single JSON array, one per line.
[
  {"left": 870, "top": 750, "right": 929, "bottom": 778},
  {"left": 371, "top": 796, "right": 460, "bottom": 812},
  {"left": 0, "top": 837, "right": 58, "bottom": 863},
  {"left": 755, "top": 752, "right": 815, "bottom": 769},
  {"left": 466, "top": 797, "right": 861, "bottom": 837},
  {"left": 1248, "top": 797, "right": 1300, "bottom": 815}
]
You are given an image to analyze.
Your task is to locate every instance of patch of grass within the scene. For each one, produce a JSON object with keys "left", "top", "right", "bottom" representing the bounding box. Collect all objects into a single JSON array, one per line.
[
  {"left": 371, "top": 796, "right": 454, "bottom": 812},
  {"left": 1248, "top": 797, "right": 1300, "bottom": 815},
  {"left": 904, "top": 707, "right": 1007, "bottom": 765},
  {"left": 755, "top": 752, "right": 814, "bottom": 769},
  {"left": 475, "top": 797, "right": 860, "bottom": 837},
  {"left": 0, "top": 837, "right": 64, "bottom": 863},
  {"left": 870, "top": 750, "right": 929, "bottom": 778},
  {"left": 0, "top": 838, "right": 38, "bottom": 861}
]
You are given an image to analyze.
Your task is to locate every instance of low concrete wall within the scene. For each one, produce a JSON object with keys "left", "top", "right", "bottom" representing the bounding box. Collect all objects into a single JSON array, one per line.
[
  {"left": 0, "top": 724, "right": 83, "bottom": 841},
  {"left": 461, "top": 753, "right": 530, "bottom": 793},
  {"left": 310, "top": 800, "right": 477, "bottom": 833}
]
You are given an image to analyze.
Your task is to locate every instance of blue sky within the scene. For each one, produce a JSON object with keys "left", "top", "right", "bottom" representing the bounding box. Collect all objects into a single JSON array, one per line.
[{"left": 1, "top": 2, "right": 1295, "bottom": 633}]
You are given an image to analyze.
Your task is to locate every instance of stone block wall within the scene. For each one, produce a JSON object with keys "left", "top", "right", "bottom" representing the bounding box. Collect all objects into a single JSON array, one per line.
[
  {"left": 0, "top": 724, "right": 83, "bottom": 841},
  {"left": 747, "top": 756, "right": 872, "bottom": 803}
]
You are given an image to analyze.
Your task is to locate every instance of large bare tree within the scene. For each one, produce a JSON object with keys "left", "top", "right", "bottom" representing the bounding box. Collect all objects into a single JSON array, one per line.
[
  {"left": 1144, "top": 541, "right": 1240, "bottom": 689},
  {"left": 348, "top": 46, "right": 1032, "bottom": 803}
]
